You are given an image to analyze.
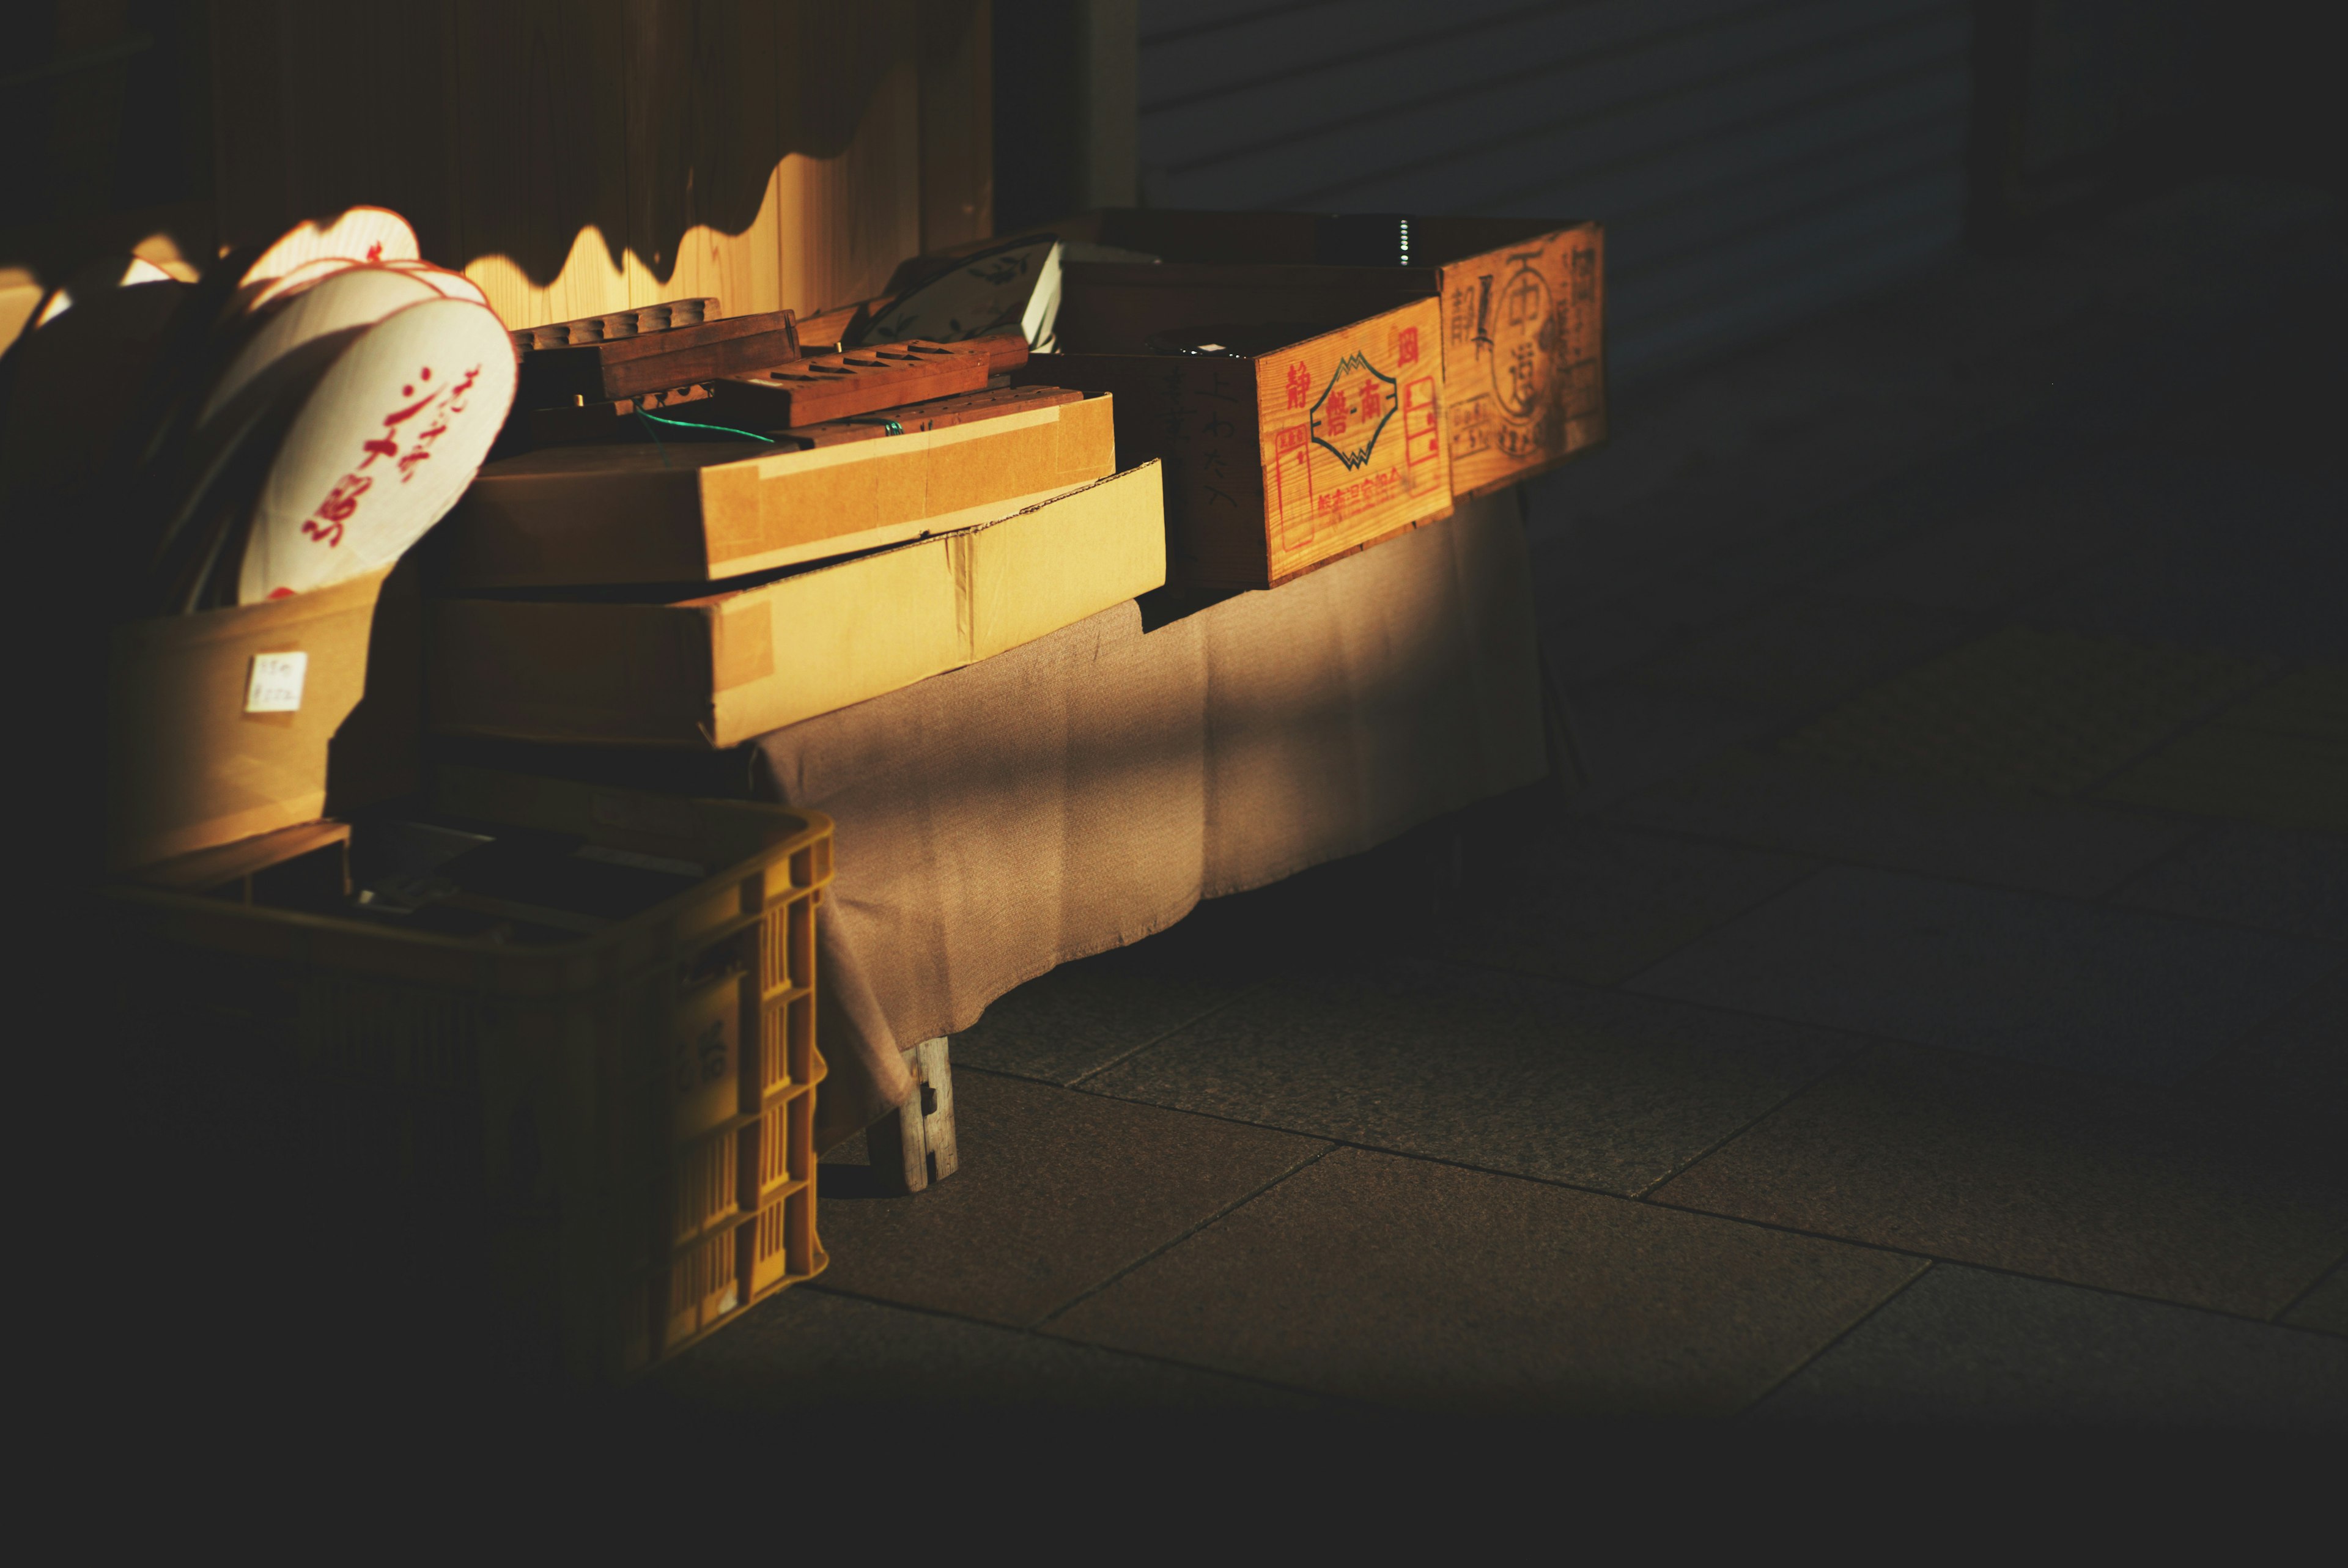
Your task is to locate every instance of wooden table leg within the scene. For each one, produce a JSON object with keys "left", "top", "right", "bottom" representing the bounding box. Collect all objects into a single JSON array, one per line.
[{"left": 864, "top": 1036, "right": 959, "bottom": 1194}]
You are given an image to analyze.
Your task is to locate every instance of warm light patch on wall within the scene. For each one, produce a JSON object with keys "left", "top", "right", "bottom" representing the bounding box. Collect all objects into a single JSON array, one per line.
[{"left": 463, "top": 134, "right": 918, "bottom": 334}]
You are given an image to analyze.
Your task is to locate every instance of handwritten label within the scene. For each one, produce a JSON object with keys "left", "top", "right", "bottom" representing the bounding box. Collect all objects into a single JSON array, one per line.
[{"left": 245, "top": 652, "right": 307, "bottom": 713}]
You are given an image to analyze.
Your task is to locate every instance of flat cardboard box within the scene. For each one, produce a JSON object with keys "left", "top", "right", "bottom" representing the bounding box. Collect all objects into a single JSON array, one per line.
[
  {"left": 1021, "top": 212, "right": 1604, "bottom": 502},
  {"left": 435, "top": 391, "right": 1117, "bottom": 589},
  {"left": 107, "top": 567, "right": 391, "bottom": 872},
  {"left": 429, "top": 463, "right": 1166, "bottom": 749},
  {"left": 1014, "top": 279, "right": 1452, "bottom": 590}
]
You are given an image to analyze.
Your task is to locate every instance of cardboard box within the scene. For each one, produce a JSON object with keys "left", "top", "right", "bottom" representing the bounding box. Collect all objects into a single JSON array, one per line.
[
  {"left": 429, "top": 463, "right": 1167, "bottom": 749},
  {"left": 435, "top": 392, "right": 1118, "bottom": 589},
  {"left": 1027, "top": 212, "right": 1604, "bottom": 504},
  {"left": 1014, "top": 274, "right": 1452, "bottom": 589},
  {"left": 106, "top": 567, "right": 391, "bottom": 872}
]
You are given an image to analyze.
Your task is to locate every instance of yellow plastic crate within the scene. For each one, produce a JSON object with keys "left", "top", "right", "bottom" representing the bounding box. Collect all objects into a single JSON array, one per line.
[{"left": 103, "top": 765, "right": 833, "bottom": 1383}]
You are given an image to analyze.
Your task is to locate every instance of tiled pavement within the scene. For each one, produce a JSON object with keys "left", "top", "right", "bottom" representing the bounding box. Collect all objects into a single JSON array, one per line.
[{"left": 639, "top": 182, "right": 2348, "bottom": 1427}]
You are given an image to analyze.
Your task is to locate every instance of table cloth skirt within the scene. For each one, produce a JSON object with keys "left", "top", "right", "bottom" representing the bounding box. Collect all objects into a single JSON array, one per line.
[{"left": 748, "top": 488, "right": 1547, "bottom": 1147}]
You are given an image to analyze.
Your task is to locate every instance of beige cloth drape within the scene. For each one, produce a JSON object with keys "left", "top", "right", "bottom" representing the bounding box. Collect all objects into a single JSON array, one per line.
[{"left": 750, "top": 488, "right": 1546, "bottom": 1147}]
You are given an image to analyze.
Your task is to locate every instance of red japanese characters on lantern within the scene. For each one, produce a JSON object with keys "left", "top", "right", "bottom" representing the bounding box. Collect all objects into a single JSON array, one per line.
[
  {"left": 237, "top": 292, "right": 518, "bottom": 604},
  {"left": 300, "top": 361, "right": 485, "bottom": 547}
]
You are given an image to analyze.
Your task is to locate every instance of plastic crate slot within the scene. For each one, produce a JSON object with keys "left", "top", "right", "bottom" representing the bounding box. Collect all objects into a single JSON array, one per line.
[
  {"left": 784, "top": 1185, "right": 814, "bottom": 1279},
  {"left": 750, "top": 1194, "right": 794, "bottom": 1294},
  {"left": 787, "top": 993, "right": 815, "bottom": 1089},
  {"left": 759, "top": 998, "right": 792, "bottom": 1097},
  {"left": 756, "top": 1099, "right": 792, "bottom": 1192},
  {"left": 787, "top": 895, "right": 813, "bottom": 996},
  {"left": 673, "top": 1124, "right": 738, "bottom": 1244},
  {"left": 665, "top": 1226, "right": 740, "bottom": 1343},
  {"left": 761, "top": 905, "right": 791, "bottom": 993}
]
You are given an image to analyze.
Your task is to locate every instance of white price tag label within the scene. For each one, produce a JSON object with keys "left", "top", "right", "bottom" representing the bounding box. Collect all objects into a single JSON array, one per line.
[{"left": 245, "top": 651, "right": 308, "bottom": 713}]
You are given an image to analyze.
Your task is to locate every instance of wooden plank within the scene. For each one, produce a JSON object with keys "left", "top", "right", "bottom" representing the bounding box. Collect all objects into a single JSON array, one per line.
[
  {"left": 917, "top": 1, "right": 994, "bottom": 254},
  {"left": 202, "top": 1, "right": 979, "bottom": 335},
  {"left": 621, "top": 1, "right": 786, "bottom": 318},
  {"left": 513, "top": 298, "right": 717, "bottom": 351},
  {"left": 508, "top": 379, "right": 1077, "bottom": 451},
  {"left": 707, "top": 341, "right": 991, "bottom": 427},
  {"left": 1436, "top": 222, "right": 1608, "bottom": 496},
  {"left": 863, "top": 1036, "right": 957, "bottom": 1194},
  {"left": 208, "top": 1, "right": 465, "bottom": 259},
  {"left": 515, "top": 310, "right": 803, "bottom": 406},
  {"left": 778, "top": 2, "right": 923, "bottom": 320},
  {"left": 912, "top": 1036, "right": 958, "bottom": 1182},
  {"left": 767, "top": 382, "right": 1077, "bottom": 446},
  {"left": 453, "top": 0, "right": 634, "bottom": 331},
  {"left": 1019, "top": 292, "right": 1448, "bottom": 589},
  {"left": 1059, "top": 213, "right": 1609, "bottom": 496},
  {"left": 124, "top": 819, "right": 352, "bottom": 896}
]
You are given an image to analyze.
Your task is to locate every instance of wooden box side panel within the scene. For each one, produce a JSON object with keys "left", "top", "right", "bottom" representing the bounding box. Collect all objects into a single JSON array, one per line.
[
  {"left": 1010, "top": 357, "right": 1270, "bottom": 588},
  {"left": 1055, "top": 263, "right": 1431, "bottom": 355},
  {"left": 1254, "top": 298, "right": 1451, "bottom": 583},
  {"left": 1093, "top": 210, "right": 1323, "bottom": 263},
  {"left": 1437, "top": 222, "right": 1606, "bottom": 496}
]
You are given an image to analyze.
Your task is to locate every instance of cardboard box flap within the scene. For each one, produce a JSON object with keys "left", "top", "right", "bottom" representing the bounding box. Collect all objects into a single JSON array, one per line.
[
  {"left": 440, "top": 392, "right": 1118, "bottom": 588},
  {"left": 433, "top": 462, "right": 1167, "bottom": 749},
  {"left": 108, "top": 567, "right": 391, "bottom": 871}
]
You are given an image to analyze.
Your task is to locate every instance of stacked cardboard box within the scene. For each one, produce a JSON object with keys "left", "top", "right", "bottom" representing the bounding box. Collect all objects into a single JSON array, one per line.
[{"left": 424, "top": 380, "right": 1165, "bottom": 749}]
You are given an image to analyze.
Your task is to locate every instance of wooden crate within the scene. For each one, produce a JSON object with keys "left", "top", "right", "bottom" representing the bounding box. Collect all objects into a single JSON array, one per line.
[
  {"left": 1013, "top": 267, "right": 1449, "bottom": 589},
  {"left": 1039, "top": 211, "right": 1606, "bottom": 504}
]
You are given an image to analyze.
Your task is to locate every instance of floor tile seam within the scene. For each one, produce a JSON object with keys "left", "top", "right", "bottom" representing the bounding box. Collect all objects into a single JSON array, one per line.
[
  {"left": 1590, "top": 984, "right": 2313, "bottom": 1107},
  {"left": 789, "top": 1279, "right": 1348, "bottom": 1405},
  {"left": 1579, "top": 707, "right": 2199, "bottom": 817},
  {"left": 2091, "top": 815, "right": 2228, "bottom": 916},
  {"left": 1593, "top": 826, "right": 2348, "bottom": 957},
  {"left": 1028, "top": 1142, "right": 1342, "bottom": 1331},
  {"left": 1434, "top": 856, "right": 1839, "bottom": 985},
  {"left": 2265, "top": 1250, "right": 2348, "bottom": 1329},
  {"left": 1605, "top": 902, "right": 2344, "bottom": 1083},
  {"left": 1630, "top": 1191, "right": 2348, "bottom": 1331},
  {"left": 1545, "top": 499, "right": 1999, "bottom": 663},
  {"left": 1035, "top": 1073, "right": 1707, "bottom": 1205},
  {"left": 1611, "top": 585, "right": 1995, "bottom": 701},
  {"left": 1010, "top": 1076, "right": 1978, "bottom": 1253},
  {"left": 1718, "top": 657, "right": 2298, "bottom": 793},
  {"left": 1060, "top": 979, "right": 1280, "bottom": 1089},
  {"left": 1623, "top": 1044, "right": 1861, "bottom": 1201},
  {"left": 1559, "top": 562, "right": 1971, "bottom": 698},
  {"left": 1593, "top": 800, "right": 2189, "bottom": 907},
  {"left": 1724, "top": 1259, "right": 1940, "bottom": 1421},
  {"left": 2056, "top": 660, "right": 2309, "bottom": 805},
  {"left": 1042, "top": 977, "right": 2238, "bottom": 1176}
]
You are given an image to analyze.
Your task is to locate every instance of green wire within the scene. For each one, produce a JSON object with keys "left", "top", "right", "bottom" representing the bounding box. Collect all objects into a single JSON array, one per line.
[
  {"left": 634, "top": 407, "right": 778, "bottom": 443},
  {"left": 633, "top": 405, "right": 673, "bottom": 467}
]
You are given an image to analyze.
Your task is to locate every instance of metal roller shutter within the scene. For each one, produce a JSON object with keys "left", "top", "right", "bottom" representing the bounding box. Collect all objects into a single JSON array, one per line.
[{"left": 1139, "top": 0, "right": 1974, "bottom": 378}]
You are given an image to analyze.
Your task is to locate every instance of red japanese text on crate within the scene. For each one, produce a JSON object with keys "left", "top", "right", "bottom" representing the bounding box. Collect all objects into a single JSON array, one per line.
[{"left": 1313, "top": 469, "right": 1399, "bottom": 525}]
